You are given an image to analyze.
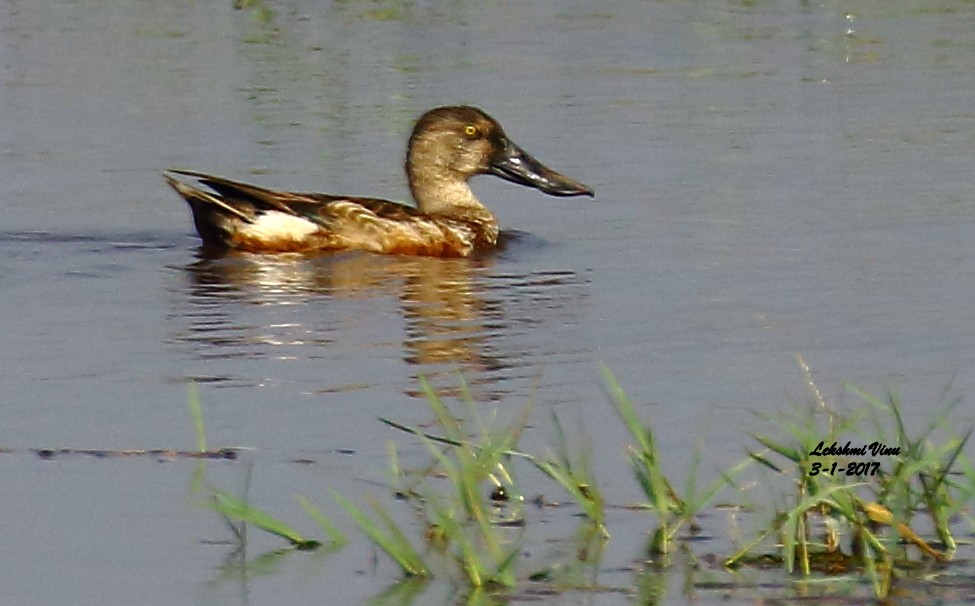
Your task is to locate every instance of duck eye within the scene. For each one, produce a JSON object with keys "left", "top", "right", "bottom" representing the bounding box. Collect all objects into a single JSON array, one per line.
[{"left": 463, "top": 124, "right": 479, "bottom": 138}]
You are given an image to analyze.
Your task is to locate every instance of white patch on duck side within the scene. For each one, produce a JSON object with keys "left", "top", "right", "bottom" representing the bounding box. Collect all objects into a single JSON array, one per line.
[{"left": 241, "top": 211, "right": 320, "bottom": 243}]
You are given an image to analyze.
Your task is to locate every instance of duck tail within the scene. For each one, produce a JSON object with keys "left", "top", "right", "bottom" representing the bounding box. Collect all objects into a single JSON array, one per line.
[{"left": 163, "top": 171, "right": 253, "bottom": 223}]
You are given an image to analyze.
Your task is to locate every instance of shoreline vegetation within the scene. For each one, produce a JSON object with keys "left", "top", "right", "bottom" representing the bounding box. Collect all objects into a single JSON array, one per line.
[{"left": 193, "top": 357, "right": 975, "bottom": 602}]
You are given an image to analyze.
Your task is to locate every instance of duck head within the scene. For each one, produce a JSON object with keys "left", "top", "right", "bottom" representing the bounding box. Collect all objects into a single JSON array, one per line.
[{"left": 406, "top": 106, "right": 594, "bottom": 215}]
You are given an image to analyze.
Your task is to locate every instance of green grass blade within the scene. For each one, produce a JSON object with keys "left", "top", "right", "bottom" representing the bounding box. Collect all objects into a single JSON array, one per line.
[
  {"left": 330, "top": 490, "right": 429, "bottom": 577},
  {"left": 420, "top": 377, "right": 466, "bottom": 443},
  {"left": 297, "top": 495, "right": 347, "bottom": 547},
  {"left": 602, "top": 365, "right": 677, "bottom": 516},
  {"left": 601, "top": 365, "right": 652, "bottom": 454},
  {"left": 203, "top": 488, "right": 319, "bottom": 549},
  {"left": 686, "top": 454, "right": 754, "bottom": 515},
  {"left": 749, "top": 433, "right": 801, "bottom": 463},
  {"left": 187, "top": 381, "right": 207, "bottom": 453},
  {"left": 747, "top": 449, "right": 783, "bottom": 473}
]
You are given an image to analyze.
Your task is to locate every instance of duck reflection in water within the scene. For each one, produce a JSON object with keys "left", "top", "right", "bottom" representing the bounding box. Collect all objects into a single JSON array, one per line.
[{"left": 177, "top": 241, "right": 589, "bottom": 399}]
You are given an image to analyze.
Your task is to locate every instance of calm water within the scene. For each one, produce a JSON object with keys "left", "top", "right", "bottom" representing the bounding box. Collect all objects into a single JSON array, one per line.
[{"left": 3, "top": 0, "right": 975, "bottom": 604}]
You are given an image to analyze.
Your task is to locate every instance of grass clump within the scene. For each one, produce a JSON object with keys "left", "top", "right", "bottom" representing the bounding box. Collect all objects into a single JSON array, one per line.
[
  {"left": 375, "top": 377, "right": 525, "bottom": 586},
  {"left": 330, "top": 490, "right": 429, "bottom": 577},
  {"left": 603, "top": 365, "right": 752, "bottom": 556},
  {"left": 531, "top": 405, "right": 606, "bottom": 536},
  {"left": 189, "top": 361, "right": 975, "bottom": 602},
  {"left": 727, "top": 357, "right": 971, "bottom": 598}
]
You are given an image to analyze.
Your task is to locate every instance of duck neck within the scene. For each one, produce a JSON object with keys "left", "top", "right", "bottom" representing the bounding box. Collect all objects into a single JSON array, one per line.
[{"left": 408, "top": 163, "right": 496, "bottom": 225}]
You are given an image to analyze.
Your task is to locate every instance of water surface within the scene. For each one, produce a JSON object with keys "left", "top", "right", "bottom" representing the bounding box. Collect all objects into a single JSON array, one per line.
[{"left": 3, "top": 1, "right": 975, "bottom": 604}]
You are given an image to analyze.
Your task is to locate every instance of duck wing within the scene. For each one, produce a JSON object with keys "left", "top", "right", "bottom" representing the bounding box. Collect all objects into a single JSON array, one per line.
[{"left": 166, "top": 169, "right": 420, "bottom": 223}]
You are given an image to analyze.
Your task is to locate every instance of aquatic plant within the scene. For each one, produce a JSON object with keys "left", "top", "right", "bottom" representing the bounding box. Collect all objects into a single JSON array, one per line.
[
  {"left": 188, "top": 387, "right": 337, "bottom": 553},
  {"left": 603, "top": 365, "right": 752, "bottom": 555},
  {"left": 530, "top": 405, "right": 606, "bottom": 535},
  {"left": 364, "top": 378, "right": 525, "bottom": 586},
  {"left": 203, "top": 485, "right": 323, "bottom": 551},
  {"left": 727, "top": 357, "right": 969, "bottom": 598},
  {"left": 191, "top": 362, "right": 974, "bottom": 601}
]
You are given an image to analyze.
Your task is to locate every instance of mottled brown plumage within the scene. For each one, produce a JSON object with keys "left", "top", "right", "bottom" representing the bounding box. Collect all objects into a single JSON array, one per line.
[{"left": 165, "top": 106, "right": 593, "bottom": 257}]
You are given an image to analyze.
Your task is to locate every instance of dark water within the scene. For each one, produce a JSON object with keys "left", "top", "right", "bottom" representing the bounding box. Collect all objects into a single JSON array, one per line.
[{"left": 3, "top": 1, "right": 975, "bottom": 604}]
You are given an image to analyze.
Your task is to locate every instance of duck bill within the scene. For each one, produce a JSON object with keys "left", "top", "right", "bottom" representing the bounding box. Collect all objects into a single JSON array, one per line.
[{"left": 489, "top": 140, "right": 594, "bottom": 198}]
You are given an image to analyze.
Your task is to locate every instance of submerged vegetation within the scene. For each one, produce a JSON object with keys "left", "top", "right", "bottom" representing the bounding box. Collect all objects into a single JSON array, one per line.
[{"left": 193, "top": 360, "right": 975, "bottom": 602}]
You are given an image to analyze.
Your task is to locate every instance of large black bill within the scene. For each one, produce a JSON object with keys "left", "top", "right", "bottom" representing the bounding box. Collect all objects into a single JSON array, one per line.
[{"left": 488, "top": 140, "right": 594, "bottom": 198}]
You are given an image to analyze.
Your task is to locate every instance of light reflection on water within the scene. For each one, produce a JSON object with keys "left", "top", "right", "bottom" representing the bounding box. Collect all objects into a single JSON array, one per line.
[{"left": 170, "top": 233, "right": 591, "bottom": 401}]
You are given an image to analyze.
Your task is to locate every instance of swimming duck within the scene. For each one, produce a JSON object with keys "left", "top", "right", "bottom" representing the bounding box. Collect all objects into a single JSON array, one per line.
[{"left": 164, "top": 106, "right": 593, "bottom": 257}]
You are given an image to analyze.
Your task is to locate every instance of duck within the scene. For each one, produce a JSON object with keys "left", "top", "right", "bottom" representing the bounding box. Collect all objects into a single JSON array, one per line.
[{"left": 164, "top": 106, "right": 593, "bottom": 257}]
